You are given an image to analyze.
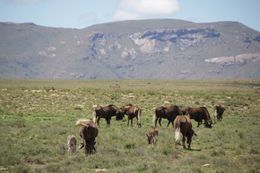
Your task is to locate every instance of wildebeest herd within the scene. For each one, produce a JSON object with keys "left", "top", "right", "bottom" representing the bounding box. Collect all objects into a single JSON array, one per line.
[{"left": 68, "top": 103, "right": 225, "bottom": 157}]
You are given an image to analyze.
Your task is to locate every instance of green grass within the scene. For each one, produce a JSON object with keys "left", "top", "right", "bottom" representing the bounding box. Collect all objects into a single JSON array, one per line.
[{"left": 0, "top": 79, "right": 259, "bottom": 173}]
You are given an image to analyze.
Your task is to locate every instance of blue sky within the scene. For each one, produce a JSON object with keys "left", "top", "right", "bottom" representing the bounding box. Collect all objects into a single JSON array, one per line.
[{"left": 0, "top": 0, "right": 259, "bottom": 31}]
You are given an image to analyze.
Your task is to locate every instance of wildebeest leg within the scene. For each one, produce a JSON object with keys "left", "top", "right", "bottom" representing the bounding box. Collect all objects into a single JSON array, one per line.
[
  {"left": 172, "top": 120, "right": 174, "bottom": 128},
  {"left": 158, "top": 117, "right": 162, "bottom": 126},
  {"left": 106, "top": 117, "right": 111, "bottom": 127},
  {"left": 182, "top": 136, "right": 186, "bottom": 149},
  {"left": 127, "top": 117, "right": 130, "bottom": 126},
  {"left": 167, "top": 120, "right": 171, "bottom": 127},
  {"left": 197, "top": 121, "right": 202, "bottom": 127},
  {"left": 86, "top": 140, "right": 95, "bottom": 155},
  {"left": 90, "top": 140, "right": 96, "bottom": 153},
  {"left": 84, "top": 140, "right": 89, "bottom": 155},
  {"left": 97, "top": 116, "right": 101, "bottom": 127},
  {"left": 131, "top": 118, "right": 133, "bottom": 127},
  {"left": 135, "top": 116, "right": 139, "bottom": 127},
  {"left": 153, "top": 136, "right": 157, "bottom": 145},
  {"left": 154, "top": 117, "right": 158, "bottom": 127},
  {"left": 92, "top": 141, "right": 96, "bottom": 153},
  {"left": 187, "top": 137, "right": 191, "bottom": 149},
  {"left": 167, "top": 119, "right": 173, "bottom": 127}
]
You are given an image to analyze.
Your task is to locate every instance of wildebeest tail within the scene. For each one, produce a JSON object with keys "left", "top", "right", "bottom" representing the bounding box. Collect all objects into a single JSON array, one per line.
[
  {"left": 174, "top": 119, "right": 181, "bottom": 142},
  {"left": 137, "top": 108, "right": 141, "bottom": 126},
  {"left": 92, "top": 111, "right": 97, "bottom": 124},
  {"left": 175, "top": 127, "right": 181, "bottom": 142},
  {"left": 213, "top": 109, "right": 217, "bottom": 123}
]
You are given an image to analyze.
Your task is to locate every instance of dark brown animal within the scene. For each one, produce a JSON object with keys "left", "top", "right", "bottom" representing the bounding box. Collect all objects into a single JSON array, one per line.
[
  {"left": 214, "top": 104, "right": 225, "bottom": 121},
  {"left": 174, "top": 115, "right": 197, "bottom": 149},
  {"left": 146, "top": 127, "right": 159, "bottom": 145},
  {"left": 118, "top": 104, "right": 141, "bottom": 127},
  {"left": 92, "top": 104, "right": 121, "bottom": 127},
  {"left": 153, "top": 104, "right": 182, "bottom": 127},
  {"left": 67, "top": 135, "right": 77, "bottom": 158},
  {"left": 182, "top": 107, "right": 212, "bottom": 128},
  {"left": 76, "top": 119, "right": 98, "bottom": 155}
]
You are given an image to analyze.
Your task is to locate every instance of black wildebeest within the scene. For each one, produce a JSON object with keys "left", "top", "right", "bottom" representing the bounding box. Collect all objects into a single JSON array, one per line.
[
  {"left": 118, "top": 104, "right": 141, "bottom": 127},
  {"left": 174, "top": 115, "right": 197, "bottom": 149},
  {"left": 92, "top": 104, "right": 121, "bottom": 127},
  {"left": 146, "top": 127, "right": 159, "bottom": 145},
  {"left": 76, "top": 119, "right": 98, "bottom": 155},
  {"left": 214, "top": 104, "right": 225, "bottom": 122},
  {"left": 153, "top": 104, "right": 182, "bottom": 127},
  {"left": 182, "top": 106, "right": 212, "bottom": 128}
]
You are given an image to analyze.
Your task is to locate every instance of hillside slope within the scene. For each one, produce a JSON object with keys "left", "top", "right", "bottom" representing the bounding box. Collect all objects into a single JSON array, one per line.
[{"left": 0, "top": 19, "right": 260, "bottom": 79}]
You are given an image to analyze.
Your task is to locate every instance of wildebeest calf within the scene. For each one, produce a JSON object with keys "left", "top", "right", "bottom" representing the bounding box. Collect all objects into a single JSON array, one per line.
[
  {"left": 214, "top": 104, "right": 225, "bottom": 122},
  {"left": 146, "top": 127, "right": 159, "bottom": 145},
  {"left": 67, "top": 135, "right": 77, "bottom": 158},
  {"left": 174, "top": 115, "right": 197, "bottom": 149}
]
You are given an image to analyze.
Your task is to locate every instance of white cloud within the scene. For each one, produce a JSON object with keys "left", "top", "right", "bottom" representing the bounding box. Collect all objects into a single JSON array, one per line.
[
  {"left": 113, "top": 10, "right": 140, "bottom": 21},
  {"left": 113, "top": 0, "right": 180, "bottom": 21}
]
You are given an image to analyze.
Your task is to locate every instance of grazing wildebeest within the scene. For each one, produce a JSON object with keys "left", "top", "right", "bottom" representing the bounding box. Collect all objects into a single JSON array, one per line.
[
  {"left": 214, "top": 104, "right": 225, "bottom": 122},
  {"left": 153, "top": 104, "right": 182, "bottom": 127},
  {"left": 67, "top": 135, "right": 77, "bottom": 158},
  {"left": 76, "top": 119, "right": 98, "bottom": 155},
  {"left": 146, "top": 127, "right": 159, "bottom": 145},
  {"left": 118, "top": 104, "right": 141, "bottom": 127},
  {"left": 92, "top": 104, "right": 121, "bottom": 127},
  {"left": 182, "top": 106, "right": 212, "bottom": 128},
  {"left": 174, "top": 115, "right": 197, "bottom": 149}
]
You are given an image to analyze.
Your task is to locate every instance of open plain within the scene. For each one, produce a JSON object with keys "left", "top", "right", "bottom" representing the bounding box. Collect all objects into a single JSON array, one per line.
[{"left": 0, "top": 79, "right": 259, "bottom": 173}]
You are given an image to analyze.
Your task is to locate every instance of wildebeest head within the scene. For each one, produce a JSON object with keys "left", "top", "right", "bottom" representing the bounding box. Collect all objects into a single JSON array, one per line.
[
  {"left": 116, "top": 104, "right": 133, "bottom": 120},
  {"left": 181, "top": 107, "right": 191, "bottom": 115},
  {"left": 204, "top": 119, "right": 213, "bottom": 128},
  {"left": 115, "top": 107, "right": 125, "bottom": 120},
  {"left": 200, "top": 107, "right": 213, "bottom": 128},
  {"left": 146, "top": 133, "right": 154, "bottom": 144},
  {"left": 146, "top": 127, "right": 158, "bottom": 145}
]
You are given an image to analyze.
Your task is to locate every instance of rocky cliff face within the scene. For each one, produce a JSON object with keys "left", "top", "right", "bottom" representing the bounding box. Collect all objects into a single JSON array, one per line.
[{"left": 0, "top": 19, "right": 260, "bottom": 79}]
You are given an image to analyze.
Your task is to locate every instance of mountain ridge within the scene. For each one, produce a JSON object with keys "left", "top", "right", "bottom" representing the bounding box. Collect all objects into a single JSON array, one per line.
[{"left": 0, "top": 19, "right": 260, "bottom": 79}]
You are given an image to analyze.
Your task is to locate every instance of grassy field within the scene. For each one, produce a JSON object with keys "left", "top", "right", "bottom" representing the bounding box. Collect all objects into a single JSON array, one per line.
[{"left": 0, "top": 79, "right": 259, "bottom": 173}]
